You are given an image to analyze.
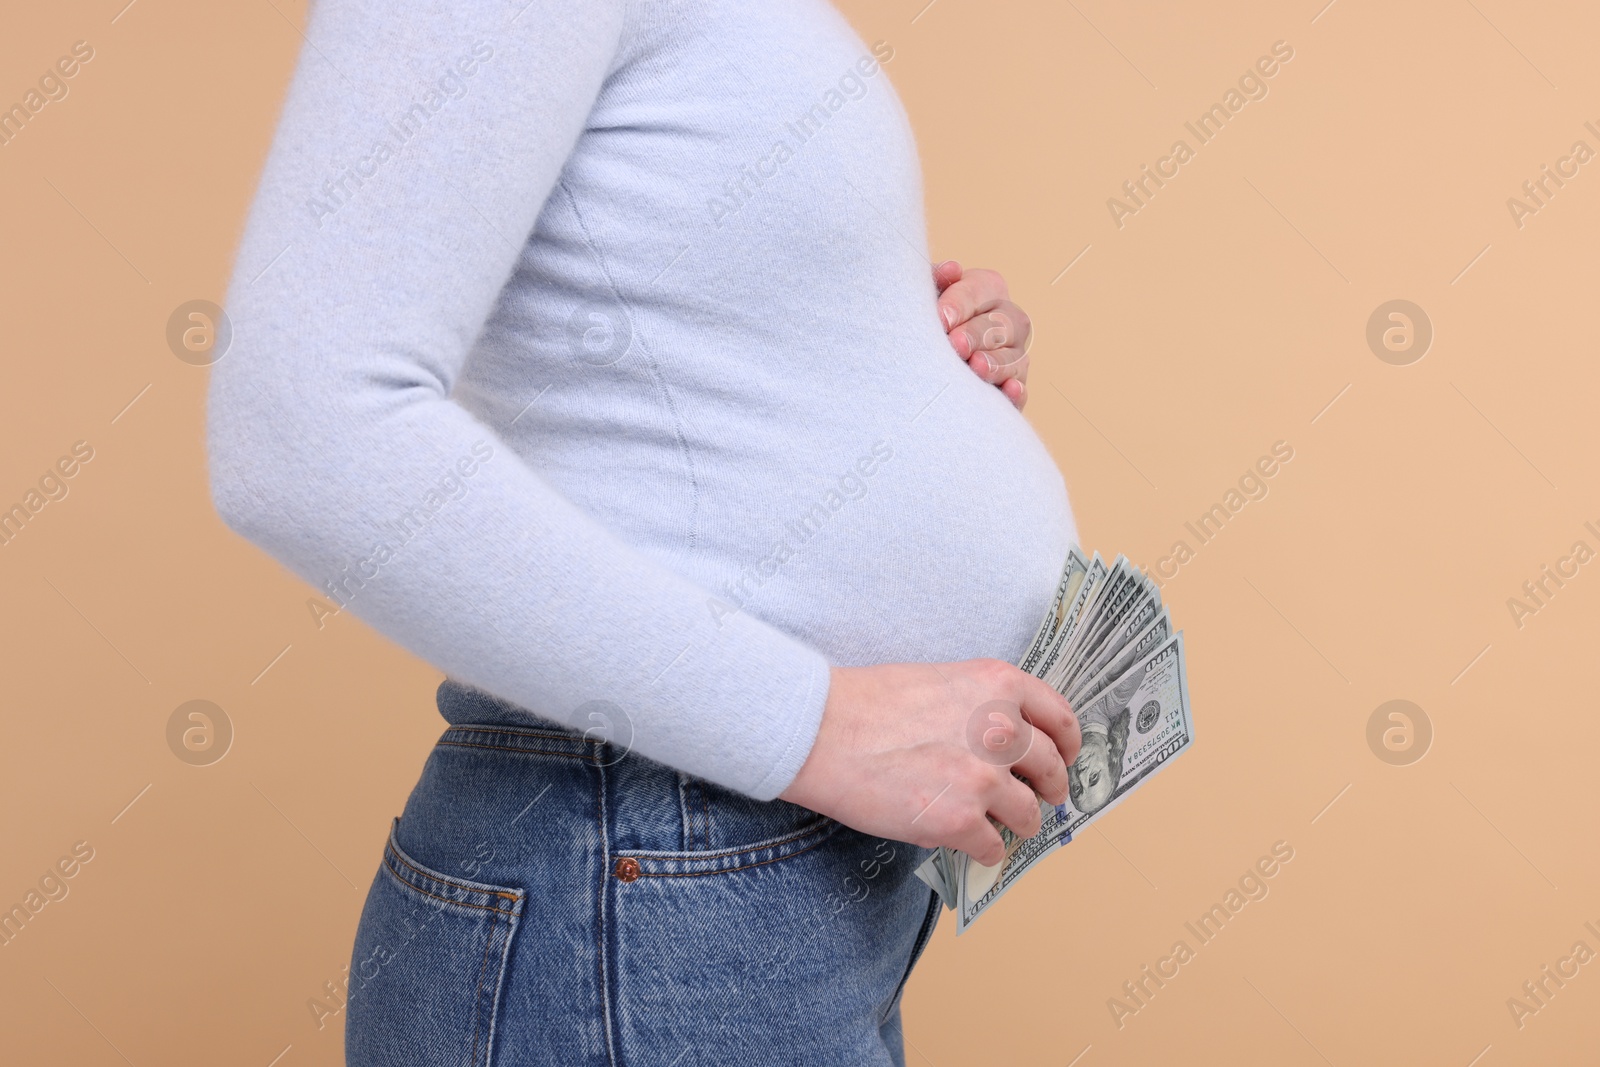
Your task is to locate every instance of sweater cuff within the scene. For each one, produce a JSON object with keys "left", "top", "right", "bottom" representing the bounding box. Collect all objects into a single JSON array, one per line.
[{"left": 742, "top": 648, "right": 832, "bottom": 801}]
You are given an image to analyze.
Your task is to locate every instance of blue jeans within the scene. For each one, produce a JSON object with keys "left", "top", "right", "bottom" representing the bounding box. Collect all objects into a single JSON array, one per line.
[{"left": 344, "top": 681, "right": 942, "bottom": 1065}]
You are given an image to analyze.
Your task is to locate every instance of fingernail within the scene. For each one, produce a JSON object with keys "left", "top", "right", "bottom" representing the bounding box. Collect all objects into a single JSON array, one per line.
[{"left": 941, "top": 306, "right": 956, "bottom": 328}]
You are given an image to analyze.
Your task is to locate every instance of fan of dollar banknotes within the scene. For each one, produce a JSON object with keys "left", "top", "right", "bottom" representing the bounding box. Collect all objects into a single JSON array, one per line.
[{"left": 914, "top": 546, "right": 1195, "bottom": 934}]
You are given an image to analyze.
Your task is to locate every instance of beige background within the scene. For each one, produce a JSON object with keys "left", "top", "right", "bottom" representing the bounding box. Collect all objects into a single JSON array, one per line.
[{"left": 3, "top": 0, "right": 1597, "bottom": 1064}]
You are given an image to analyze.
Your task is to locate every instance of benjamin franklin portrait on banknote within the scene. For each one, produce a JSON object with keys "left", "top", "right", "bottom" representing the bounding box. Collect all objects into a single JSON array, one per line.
[{"left": 1068, "top": 702, "right": 1132, "bottom": 814}]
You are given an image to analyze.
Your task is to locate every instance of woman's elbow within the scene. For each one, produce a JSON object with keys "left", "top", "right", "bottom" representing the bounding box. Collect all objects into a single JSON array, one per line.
[
  {"left": 203, "top": 384, "right": 303, "bottom": 545},
  {"left": 206, "top": 434, "right": 277, "bottom": 544}
]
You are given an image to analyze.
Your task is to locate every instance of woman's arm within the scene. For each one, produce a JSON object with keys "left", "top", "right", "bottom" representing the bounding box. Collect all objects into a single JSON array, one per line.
[{"left": 208, "top": 0, "right": 831, "bottom": 799}]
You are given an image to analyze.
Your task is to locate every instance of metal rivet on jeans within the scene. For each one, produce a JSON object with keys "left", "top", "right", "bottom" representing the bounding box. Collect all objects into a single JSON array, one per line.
[{"left": 613, "top": 857, "right": 641, "bottom": 882}]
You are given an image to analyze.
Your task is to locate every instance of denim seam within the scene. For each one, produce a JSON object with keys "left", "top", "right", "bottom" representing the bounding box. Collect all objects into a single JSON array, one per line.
[
  {"left": 438, "top": 739, "right": 596, "bottom": 762},
  {"left": 386, "top": 837, "right": 522, "bottom": 899},
  {"left": 690, "top": 779, "right": 706, "bottom": 850},
  {"left": 380, "top": 860, "right": 517, "bottom": 916},
  {"left": 619, "top": 816, "right": 834, "bottom": 863},
  {"left": 687, "top": 776, "right": 698, "bottom": 850},
  {"left": 481, "top": 898, "right": 521, "bottom": 1067},
  {"left": 438, "top": 689, "right": 605, "bottom": 747},
  {"left": 446, "top": 725, "right": 591, "bottom": 744},
  {"left": 680, "top": 777, "right": 695, "bottom": 850},
  {"left": 699, "top": 784, "right": 712, "bottom": 850},
  {"left": 675, "top": 773, "right": 694, "bottom": 852},
  {"left": 630, "top": 832, "right": 836, "bottom": 879},
  {"left": 596, "top": 759, "right": 620, "bottom": 1067},
  {"left": 880, "top": 885, "right": 941, "bottom": 1025},
  {"left": 677, "top": 775, "right": 714, "bottom": 851},
  {"left": 380, "top": 844, "right": 518, "bottom": 915},
  {"left": 471, "top": 904, "right": 496, "bottom": 1066}
]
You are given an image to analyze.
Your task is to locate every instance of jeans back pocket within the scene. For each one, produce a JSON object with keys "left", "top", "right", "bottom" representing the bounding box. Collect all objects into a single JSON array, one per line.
[{"left": 345, "top": 819, "right": 525, "bottom": 1067}]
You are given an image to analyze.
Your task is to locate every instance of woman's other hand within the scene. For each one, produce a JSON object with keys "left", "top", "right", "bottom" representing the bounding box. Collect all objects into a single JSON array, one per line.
[
  {"left": 779, "top": 660, "right": 1081, "bottom": 865},
  {"left": 934, "top": 260, "right": 1033, "bottom": 411}
]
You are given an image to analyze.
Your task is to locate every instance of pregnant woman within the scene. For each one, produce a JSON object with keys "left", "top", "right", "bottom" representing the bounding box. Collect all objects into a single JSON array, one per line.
[{"left": 208, "top": 1, "right": 1081, "bottom": 1063}]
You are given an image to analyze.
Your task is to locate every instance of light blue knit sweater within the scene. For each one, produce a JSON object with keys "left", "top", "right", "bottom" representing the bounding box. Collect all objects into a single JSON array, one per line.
[{"left": 207, "top": 0, "right": 1075, "bottom": 800}]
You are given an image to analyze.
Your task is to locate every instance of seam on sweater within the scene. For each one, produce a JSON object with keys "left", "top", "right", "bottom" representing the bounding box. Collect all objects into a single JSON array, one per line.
[
  {"left": 612, "top": 0, "right": 639, "bottom": 78},
  {"left": 557, "top": 178, "right": 702, "bottom": 552}
]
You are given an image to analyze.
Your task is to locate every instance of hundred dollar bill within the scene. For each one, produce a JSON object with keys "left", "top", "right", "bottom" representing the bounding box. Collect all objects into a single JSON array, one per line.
[
  {"left": 916, "top": 551, "right": 1099, "bottom": 906},
  {"left": 946, "top": 796, "right": 1067, "bottom": 911},
  {"left": 1068, "top": 608, "right": 1172, "bottom": 707},
  {"left": 949, "top": 802, "right": 1075, "bottom": 925},
  {"left": 914, "top": 846, "right": 955, "bottom": 907},
  {"left": 912, "top": 547, "right": 1194, "bottom": 928},
  {"left": 1048, "top": 579, "right": 1160, "bottom": 694},
  {"left": 1052, "top": 557, "right": 1135, "bottom": 664},
  {"left": 1071, "top": 594, "right": 1163, "bottom": 694},
  {"left": 1048, "top": 562, "right": 1148, "bottom": 687},
  {"left": 1032, "top": 553, "right": 1112, "bottom": 681},
  {"left": 951, "top": 632, "right": 1193, "bottom": 934},
  {"left": 1017, "top": 547, "right": 1090, "bottom": 676}
]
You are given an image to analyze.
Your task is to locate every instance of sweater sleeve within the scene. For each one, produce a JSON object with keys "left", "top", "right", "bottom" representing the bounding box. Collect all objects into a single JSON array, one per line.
[{"left": 206, "top": 0, "right": 832, "bottom": 800}]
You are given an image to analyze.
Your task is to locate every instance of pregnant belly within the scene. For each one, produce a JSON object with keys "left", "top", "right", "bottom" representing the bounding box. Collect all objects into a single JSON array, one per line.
[
  {"left": 490, "top": 322, "right": 1077, "bottom": 669},
  {"left": 674, "top": 364, "right": 1076, "bottom": 668}
]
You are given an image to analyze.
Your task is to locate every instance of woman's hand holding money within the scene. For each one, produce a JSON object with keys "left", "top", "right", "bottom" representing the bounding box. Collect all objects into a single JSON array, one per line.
[{"left": 780, "top": 660, "right": 1081, "bottom": 865}]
